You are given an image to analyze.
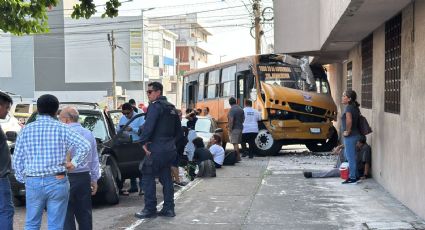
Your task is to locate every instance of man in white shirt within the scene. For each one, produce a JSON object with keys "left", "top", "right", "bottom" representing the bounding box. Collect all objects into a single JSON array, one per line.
[
  {"left": 208, "top": 134, "right": 225, "bottom": 168},
  {"left": 242, "top": 100, "right": 261, "bottom": 158}
]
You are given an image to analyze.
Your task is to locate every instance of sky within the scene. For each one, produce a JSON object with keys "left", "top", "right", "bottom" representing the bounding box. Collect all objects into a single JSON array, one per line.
[{"left": 93, "top": 0, "right": 274, "bottom": 64}]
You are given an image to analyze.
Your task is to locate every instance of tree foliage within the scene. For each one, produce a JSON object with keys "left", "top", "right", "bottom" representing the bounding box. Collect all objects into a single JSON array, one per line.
[{"left": 0, "top": 0, "right": 121, "bottom": 35}]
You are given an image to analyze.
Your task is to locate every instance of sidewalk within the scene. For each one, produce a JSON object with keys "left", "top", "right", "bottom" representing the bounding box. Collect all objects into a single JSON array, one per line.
[{"left": 131, "top": 152, "right": 425, "bottom": 230}]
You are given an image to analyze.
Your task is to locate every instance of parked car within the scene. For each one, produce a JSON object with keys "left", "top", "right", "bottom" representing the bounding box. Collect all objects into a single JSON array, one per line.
[
  {"left": 9, "top": 102, "right": 146, "bottom": 205},
  {"left": 181, "top": 116, "right": 223, "bottom": 147},
  {"left": 0, "top": 114, "right": 22, "bottom": 133},
  {"left": 10, "top": 101, "right": 37, "bottom": 125}
]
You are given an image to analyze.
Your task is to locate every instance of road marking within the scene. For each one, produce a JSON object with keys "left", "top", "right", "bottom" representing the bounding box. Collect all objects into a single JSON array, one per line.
[{"left": 125, "top": 178, "right": 203, "bottom": 230}]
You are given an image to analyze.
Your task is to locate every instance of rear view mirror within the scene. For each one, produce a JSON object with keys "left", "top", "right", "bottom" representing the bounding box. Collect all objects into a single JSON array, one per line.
[{"left": 6, "top": 131, "right": 17, "bottom": 142}]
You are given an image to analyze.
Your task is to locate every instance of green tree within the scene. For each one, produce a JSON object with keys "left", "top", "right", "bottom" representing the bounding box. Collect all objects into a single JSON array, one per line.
[{"left": 0, "top": 0, "right": 121, "bottom": 35}]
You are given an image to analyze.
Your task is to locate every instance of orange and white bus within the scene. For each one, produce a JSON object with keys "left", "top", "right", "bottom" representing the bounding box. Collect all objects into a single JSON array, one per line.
[{"left": 181, "top": 54, "right": 338, "bottom": 155}]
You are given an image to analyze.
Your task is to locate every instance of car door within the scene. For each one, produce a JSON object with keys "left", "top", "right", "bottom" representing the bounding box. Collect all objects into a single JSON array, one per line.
[{"left": 110, "top": 113, "right": 146, "bottom": 179}]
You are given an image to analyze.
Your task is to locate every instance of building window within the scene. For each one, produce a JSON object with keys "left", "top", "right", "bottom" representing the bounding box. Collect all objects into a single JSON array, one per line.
[
  {"left": 361, "top": 34, "right": 373, "bottom": 109},
  {"left": 163, "top": 39, "right": 171, "bottom": 50},
  {"left": 346, "top": 62, "right": 352, "bottom": 90},
  {"left": 385, "top": 13, "right": 401, "bottom": 114},
  {"left": 153, "top": 55, "right": 159, "bottom": 67}
]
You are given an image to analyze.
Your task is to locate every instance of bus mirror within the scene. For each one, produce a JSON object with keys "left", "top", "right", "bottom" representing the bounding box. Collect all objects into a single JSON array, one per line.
[{"left": 250, "top": 89, "right": 257, "bottom": 101}]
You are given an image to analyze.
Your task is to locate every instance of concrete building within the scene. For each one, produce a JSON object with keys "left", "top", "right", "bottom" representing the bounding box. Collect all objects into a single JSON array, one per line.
[
  {"left": 0, "top": 1, "right": 178, "bottom": 107},
  {"left": 149, "top": 13, "right": 212, "bottom": 74},
  {"left": 275, "top": 0, "right": 425, "bottom": 219}
]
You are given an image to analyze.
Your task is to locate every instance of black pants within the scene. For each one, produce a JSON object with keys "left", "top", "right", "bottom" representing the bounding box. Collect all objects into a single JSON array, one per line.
[
  {"left": 242, "top": 133, "right": 258, "bottom": 158},
  {"left": 65, "top": 172, "right": 92, "bottom": 230},
  {"left": 141, "top": 153, "right": 175, "bottom": 213}
]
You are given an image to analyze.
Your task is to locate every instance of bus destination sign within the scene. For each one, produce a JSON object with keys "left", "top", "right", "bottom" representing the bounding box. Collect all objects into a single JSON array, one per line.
[{"left": 258, "top": 65, "right": 292, "bottom": 79}]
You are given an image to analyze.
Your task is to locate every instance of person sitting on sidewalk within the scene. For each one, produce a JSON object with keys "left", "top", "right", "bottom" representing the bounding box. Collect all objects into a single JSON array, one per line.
[
  {"left": 304, "top": 136, "right": 372, "bottom": 179},
  {"left": 208, "top": 134, "right": 225, "bottom": 168},
  {"left": 192, "top": 137, "right": 216, "bottom": 177},
  {"left": 356, "top": 135, "right": 372, "bottom": 180}
]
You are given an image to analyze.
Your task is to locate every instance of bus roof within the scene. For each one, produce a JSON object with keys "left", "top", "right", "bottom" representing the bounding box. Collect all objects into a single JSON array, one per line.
[{"left": 183, "top": 53, "right": 299, "bottom": 77}]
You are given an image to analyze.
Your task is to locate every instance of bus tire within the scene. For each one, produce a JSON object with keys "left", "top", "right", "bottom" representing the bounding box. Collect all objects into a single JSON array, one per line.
[
  {"left": 305, "top": 127, "right": 338, "bottom": 152},
  {"left": 254, "top": 129, "right": 283, "bottom": 156}
]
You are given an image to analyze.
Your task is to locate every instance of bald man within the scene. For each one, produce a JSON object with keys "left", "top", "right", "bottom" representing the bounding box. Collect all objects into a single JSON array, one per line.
[{"left": 59, "top": 107, "right": 100, "bottom": 230}]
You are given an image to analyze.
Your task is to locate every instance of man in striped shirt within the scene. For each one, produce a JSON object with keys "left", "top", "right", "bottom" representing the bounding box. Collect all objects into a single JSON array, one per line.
[{"left": 12, "top": 94, "right": 91, "bottom": 229}]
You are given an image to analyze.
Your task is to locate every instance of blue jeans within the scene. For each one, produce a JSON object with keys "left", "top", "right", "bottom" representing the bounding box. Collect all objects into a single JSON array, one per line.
[
  {"left": 25, "top": 176, "right": 70, "bottom": 230},
  {"left": 343, "top": 134, "right": 360, "bottom": 180},
  {"left": 0, "top": 177, "right": 14, "bottom": 230}
]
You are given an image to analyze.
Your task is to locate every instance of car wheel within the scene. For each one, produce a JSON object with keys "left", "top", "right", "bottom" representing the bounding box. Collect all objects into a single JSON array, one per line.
[
  {"left": 103, "top": 165, "right": 120, "bottom": 205},
  {"left": 254, "top": 129, "right": 283, "bottom": 156},
  {"left": 305, "top": 126, "right": 338, "bottom": 152}
]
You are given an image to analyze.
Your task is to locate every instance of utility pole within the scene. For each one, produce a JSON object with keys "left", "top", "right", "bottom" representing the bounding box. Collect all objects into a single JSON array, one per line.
[
  {"left": 253, "top": 0, "right": 262, "bottom": 55},
  {"left": 141, "top": 8, "right": 155, "bottom": 103},
  {"left": 107, "top": 31, "right": 117, "bottom": 109}
]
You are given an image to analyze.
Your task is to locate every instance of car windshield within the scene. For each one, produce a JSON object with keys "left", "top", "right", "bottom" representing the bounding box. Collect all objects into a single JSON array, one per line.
[
  {"left": 181, "top": 117, "right": 212, "bottom": 133},
  {"left": 78, "top": 114, "right": 109, "bottom": 141}
]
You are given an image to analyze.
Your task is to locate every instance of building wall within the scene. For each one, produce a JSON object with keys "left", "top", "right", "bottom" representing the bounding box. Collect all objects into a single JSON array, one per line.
[
  {"left": 274, "top": 0, "right": 350, "bottom": 53},
  {"left": 0, "top": 36, "right": 35, "bottom": 98},
  {"left": 335, "top": 2, "right": 425, "bottom": 219}
]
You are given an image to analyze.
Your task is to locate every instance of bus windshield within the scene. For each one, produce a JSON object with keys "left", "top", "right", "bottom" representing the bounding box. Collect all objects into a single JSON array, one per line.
[{"left": 258, "top": 64, "right": 330, "bottom": 94}]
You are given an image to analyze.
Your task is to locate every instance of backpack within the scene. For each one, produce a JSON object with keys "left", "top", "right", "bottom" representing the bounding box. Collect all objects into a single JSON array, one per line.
[
  {"left": 358, "top": 114, "right": 372, "bottom": 136},
  {"left": 223, "top": 151, "right": 237, "bottom": 165}
]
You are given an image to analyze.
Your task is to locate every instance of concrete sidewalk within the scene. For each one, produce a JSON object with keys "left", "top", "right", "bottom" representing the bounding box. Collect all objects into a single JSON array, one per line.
[{"left": 131, "top": 152, "right": 425, "bottom": 230}]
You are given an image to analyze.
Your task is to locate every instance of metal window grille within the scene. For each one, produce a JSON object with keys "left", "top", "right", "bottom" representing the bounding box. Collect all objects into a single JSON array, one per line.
[
  {"left": 361, "top": 34, "right": 373, "bottom": 109},
  {"left": 347, "top": 62, "right": 352, "bottom": 90},
  {"left": 385, "top": 13, "right": 402, "bottom": 114}
]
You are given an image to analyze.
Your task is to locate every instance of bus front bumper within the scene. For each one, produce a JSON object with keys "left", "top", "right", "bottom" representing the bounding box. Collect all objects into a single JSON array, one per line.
[{"left": 264, "top": 119, "right": 334, "bottom": 140}]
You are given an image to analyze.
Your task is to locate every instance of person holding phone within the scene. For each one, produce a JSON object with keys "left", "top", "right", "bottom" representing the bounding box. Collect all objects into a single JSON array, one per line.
[{"left": 118, "top": 103, "right": 145, "bottom": 195}]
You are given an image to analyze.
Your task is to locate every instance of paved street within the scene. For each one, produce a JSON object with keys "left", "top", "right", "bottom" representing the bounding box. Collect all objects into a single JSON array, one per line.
[
  {"left": 12, "top": 146, "right": 425, "bottom": 229},
  {"left": 12, "top": 180, "right": 166, "bottom": 229}
]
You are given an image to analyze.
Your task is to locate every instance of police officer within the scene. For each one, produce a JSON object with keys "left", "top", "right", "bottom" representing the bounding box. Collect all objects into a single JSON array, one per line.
[{"left": 135, "top": 82, "right": 181, "bottom": 219}]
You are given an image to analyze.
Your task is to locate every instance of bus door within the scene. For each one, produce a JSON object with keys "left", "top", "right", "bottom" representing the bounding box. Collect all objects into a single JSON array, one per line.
[
  {"left": 236, "top": 71, "right": 254, "bottom": 107},
  {"left": 187, "top": 81, "right": 198, "bottom": 109}
]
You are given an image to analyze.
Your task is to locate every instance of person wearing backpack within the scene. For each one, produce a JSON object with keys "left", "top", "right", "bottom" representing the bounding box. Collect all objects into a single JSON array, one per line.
[{"left": 341, "top": 90, "right": 361, "bottom": 184}]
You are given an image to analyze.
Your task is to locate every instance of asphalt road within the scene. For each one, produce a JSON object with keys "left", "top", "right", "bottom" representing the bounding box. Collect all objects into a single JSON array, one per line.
[
  {"left": 12, "top": 145, "right": 309, "bottom": 229},
  {"left": 12, "top": 179, "right": 168, "bottom": 230}
]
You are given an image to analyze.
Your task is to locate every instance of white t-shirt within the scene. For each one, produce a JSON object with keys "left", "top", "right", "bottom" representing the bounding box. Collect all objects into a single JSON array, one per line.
[
  {"left": 184, "top": 130, "right": 197, "bottom": 161},
  {"left": 209, "top": 144, "right": 225, "bottom": 165},
  {"left": 242, "top": 107, "right": 261, "bottom": 133}
]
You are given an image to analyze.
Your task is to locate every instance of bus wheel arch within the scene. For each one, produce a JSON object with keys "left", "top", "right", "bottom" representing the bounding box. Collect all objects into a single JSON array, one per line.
[{"left": 305, "top": 126, "right": 338, "bottom": 152}]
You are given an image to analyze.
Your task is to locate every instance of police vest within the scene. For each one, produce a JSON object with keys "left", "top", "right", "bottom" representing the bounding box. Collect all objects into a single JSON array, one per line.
[{"left": 152, "top": 99, "right": 179, "bottom": 139}]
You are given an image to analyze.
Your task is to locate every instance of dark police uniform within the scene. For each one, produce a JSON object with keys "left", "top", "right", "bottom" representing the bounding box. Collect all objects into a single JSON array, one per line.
[{"left": 139, "top": 96, "right": 181, "bottom": 214}]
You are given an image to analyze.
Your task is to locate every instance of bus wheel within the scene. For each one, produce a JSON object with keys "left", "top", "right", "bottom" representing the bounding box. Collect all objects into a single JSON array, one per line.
[
  {"left": 254, "top": 129, "right": 282, "bottom": 156},
  {"left": 305, "top": 127, "right": 338, "bottom": 152}
]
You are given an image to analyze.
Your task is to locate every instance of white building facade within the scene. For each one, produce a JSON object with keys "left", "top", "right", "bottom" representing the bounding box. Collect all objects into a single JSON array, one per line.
[
  {"left": 0, "top": 1, "right": 178, "bottom": 107},
  {"left": 275, "top": 0, "right": 425, "bottom": 219}
]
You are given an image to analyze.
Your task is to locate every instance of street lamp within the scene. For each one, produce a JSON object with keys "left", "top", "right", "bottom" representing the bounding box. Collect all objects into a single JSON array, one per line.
[{"left": 141, "top": 7, "right": 155, "bottom": 103}]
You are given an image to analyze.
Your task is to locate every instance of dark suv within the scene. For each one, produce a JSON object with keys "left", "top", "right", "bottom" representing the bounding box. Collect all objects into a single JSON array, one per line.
[{"left": 8, "top": 102, "right": 146, "bottom": 205}]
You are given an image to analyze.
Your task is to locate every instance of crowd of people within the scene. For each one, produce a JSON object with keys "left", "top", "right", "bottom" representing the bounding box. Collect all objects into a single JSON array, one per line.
[{"left": 0, "top": 85, "right": 374, "bottom": 229}]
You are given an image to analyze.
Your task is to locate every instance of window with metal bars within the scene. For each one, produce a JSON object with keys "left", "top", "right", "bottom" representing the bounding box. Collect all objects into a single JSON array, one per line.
[
  {"left": 384, "top": 13, "right": 401, "bottom": 114},
  {"left": 361, "top": 34, "right": 373, "bottom": 109},
  {"left": 346, "top": 62, "right": 352, "bottom": 90}
]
